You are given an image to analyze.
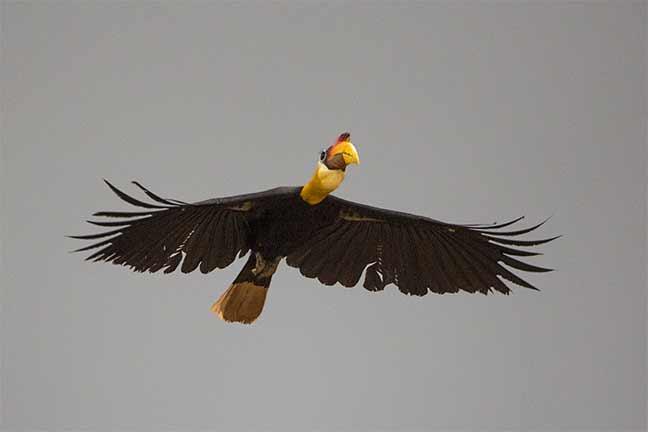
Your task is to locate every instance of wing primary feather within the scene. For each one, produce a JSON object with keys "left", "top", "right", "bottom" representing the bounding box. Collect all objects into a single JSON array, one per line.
[
  {"left": 437, "top": 230, "right": 500, "bottom": 294},
  {"left": 457, "top": 228, "right": 544, "bottom": 259},
  {"left": 147, "top": 208, "right": 212, "bottom": 271},
  {"left": 73, "top": 237, "right": 119, "bottom": 253},
  {"left": 455, "top": 243, "right": 511, "bottom": 294},
  {"left": 494, "top": 265, "right": 540, "bottom": 290},
  {"left": 131, "top": 181, "right": 186, "bottom": 206},
  {"left": 491, "top": 242, "right": 542, "bottom": 257},
  {"left": 93, "top": 210, "right": 154, "bottom": 218},
  {"left": 122, "top": 210, "right": 187, "bottom": 261},
  {"left": 442, "top": 228, "right": 539, "bottom": 292},
  {"left": 499, "top": 255, "right": 553, "bottom": 273},
  {"left": 446, "top": 230, "right": 543, "bottom": 290},
  {"left": 86, "top": 218, "right": 150, "bottom": 227},
  {"left": 107, "top": 211, "right": 178, "bottom": 266},
  {"left": 478, "top": 217, "right": 551, "bottom": 236},
  {"left": 67, "top": 228, "right": 124, "bottom": 240},
  {"left": 461, "top": 216, "right": 525, "bottom": 230},
  {"left": 484, "top": 235, "right": 561, "bottom": 247},
  {"left": 103, "top": 179, "right": 169, "bottom": 209},
  {"left": 112, "top": 207, "right": 205, "bottom": 271},
  {"left": 84, "top": 246, "right": 113, "bottom": 261}
]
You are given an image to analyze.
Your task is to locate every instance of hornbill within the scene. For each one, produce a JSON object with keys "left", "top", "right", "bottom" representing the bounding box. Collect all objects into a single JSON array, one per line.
[{"left": 72, "top": 132, "right": 558, "bottom": 324}]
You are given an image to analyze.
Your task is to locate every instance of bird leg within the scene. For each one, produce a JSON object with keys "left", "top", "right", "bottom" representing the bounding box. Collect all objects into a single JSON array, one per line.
[{"left": 251, "top": 253, "right": 281, "bottom": 278}]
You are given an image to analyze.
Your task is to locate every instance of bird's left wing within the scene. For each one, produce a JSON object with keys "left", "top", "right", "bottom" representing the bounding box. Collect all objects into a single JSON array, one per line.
[
  {"left": 286, "top": 195, "right": 559, "bottom": 295},
  {"left": 71, "top": 181, "right": 298, "bottom": 274}
]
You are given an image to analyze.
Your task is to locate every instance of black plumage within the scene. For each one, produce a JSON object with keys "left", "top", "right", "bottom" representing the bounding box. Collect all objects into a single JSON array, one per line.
[{"left": 72, "top": 180, "right": 558, "bottom": 296}]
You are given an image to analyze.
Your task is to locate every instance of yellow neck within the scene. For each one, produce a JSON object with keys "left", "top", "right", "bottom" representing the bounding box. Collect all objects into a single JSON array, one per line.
[{"left": 300, "top": 162, "right": 345, "bottom": 205}]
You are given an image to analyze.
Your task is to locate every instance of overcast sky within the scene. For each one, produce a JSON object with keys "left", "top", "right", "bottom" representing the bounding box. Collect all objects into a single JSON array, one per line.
[{"left": 2, "top": 2, "right": 646, "bottom": 431}]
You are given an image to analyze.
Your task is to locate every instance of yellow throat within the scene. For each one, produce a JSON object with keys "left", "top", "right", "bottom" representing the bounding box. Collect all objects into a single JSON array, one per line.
[{"left": 300, "top": 162, "right": 347, "bottom": 205}]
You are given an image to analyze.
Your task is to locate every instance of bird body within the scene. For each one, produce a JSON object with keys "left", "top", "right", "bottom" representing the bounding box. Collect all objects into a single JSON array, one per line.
[
  {"left": 72, "top": 132, "right": 557, "bottom": 324},
  {"left": 211, "top": 191, "right": 334, "bottom": 323}
]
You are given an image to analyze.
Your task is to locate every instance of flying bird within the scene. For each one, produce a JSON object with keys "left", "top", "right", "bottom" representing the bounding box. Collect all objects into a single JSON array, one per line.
[{"left": 72, "top": 132, "right": 558, "bottom": 324}]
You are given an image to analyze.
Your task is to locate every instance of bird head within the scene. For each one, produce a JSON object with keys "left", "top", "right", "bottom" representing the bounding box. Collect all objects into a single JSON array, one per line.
[
  {"left": 319, "top": 132, "right": 360, "bottom": 171},
  {"left": 300, "top": 132, "right": 360, "bottom": 205}
]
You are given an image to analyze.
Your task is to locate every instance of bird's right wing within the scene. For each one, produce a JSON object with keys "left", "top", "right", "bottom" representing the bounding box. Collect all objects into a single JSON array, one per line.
[{"left": 70, "top": 181, "right": 298, "bottom": 274}]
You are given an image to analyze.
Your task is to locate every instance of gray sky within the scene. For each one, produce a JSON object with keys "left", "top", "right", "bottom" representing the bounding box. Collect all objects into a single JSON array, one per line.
[{"left": 2, "top": 2, "right": 646, "bottom": 431}]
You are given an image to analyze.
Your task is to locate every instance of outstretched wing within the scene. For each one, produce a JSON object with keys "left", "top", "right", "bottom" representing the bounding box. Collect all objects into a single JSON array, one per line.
[
  {"left": 286, "top": 195, "right": 559, "bottom": 295},
  {"left": 70, "top": 181, "right": 298, "bottom": 274}
]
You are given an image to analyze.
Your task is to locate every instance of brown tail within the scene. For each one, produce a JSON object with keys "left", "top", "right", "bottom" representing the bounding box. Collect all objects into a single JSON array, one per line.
[{"left": 211, "top": 254, "right": 276, "bottom": 324}]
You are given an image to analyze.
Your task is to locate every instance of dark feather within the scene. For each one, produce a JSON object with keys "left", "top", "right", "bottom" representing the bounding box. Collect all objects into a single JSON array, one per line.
[
  {"left": 73, "top": 181, "right": 557, "bottom": 300},
  {"left": 72, "top": 182, "right": 258, "bottom": 274},
  {"left": 485, "top": 235, "right": 561, "bottom": 247},
  {"left": 131, "top": 181, "right": 187, "bottom": 206},
  {"left": 463, "top": 216, "right": 525, "bottom": 230},
  {"left": 287, "top": 195, "right": 557, "bottom": 296},
  {"left": 103, "top": 179, "right": 169, "bottom": 209},
  {"left": 476, "top": 217, "right": 550, "bottom": 236},
  {"left": 93, "top": 210, "right": 154, "bottom": 218}
]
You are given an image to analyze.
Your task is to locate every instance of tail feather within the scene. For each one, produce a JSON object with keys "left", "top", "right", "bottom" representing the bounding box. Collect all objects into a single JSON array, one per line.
[
  {"left": 211, "top": 282, "right": 268, "bottom": 324},
  {"left": 211, "top": 253, "right": 278, "bottom": 324}
]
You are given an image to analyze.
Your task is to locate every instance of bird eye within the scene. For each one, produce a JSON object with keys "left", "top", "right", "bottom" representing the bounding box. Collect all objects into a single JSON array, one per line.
[{"left": 319, "top": 150, "right": 326, "bottom": 161}]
